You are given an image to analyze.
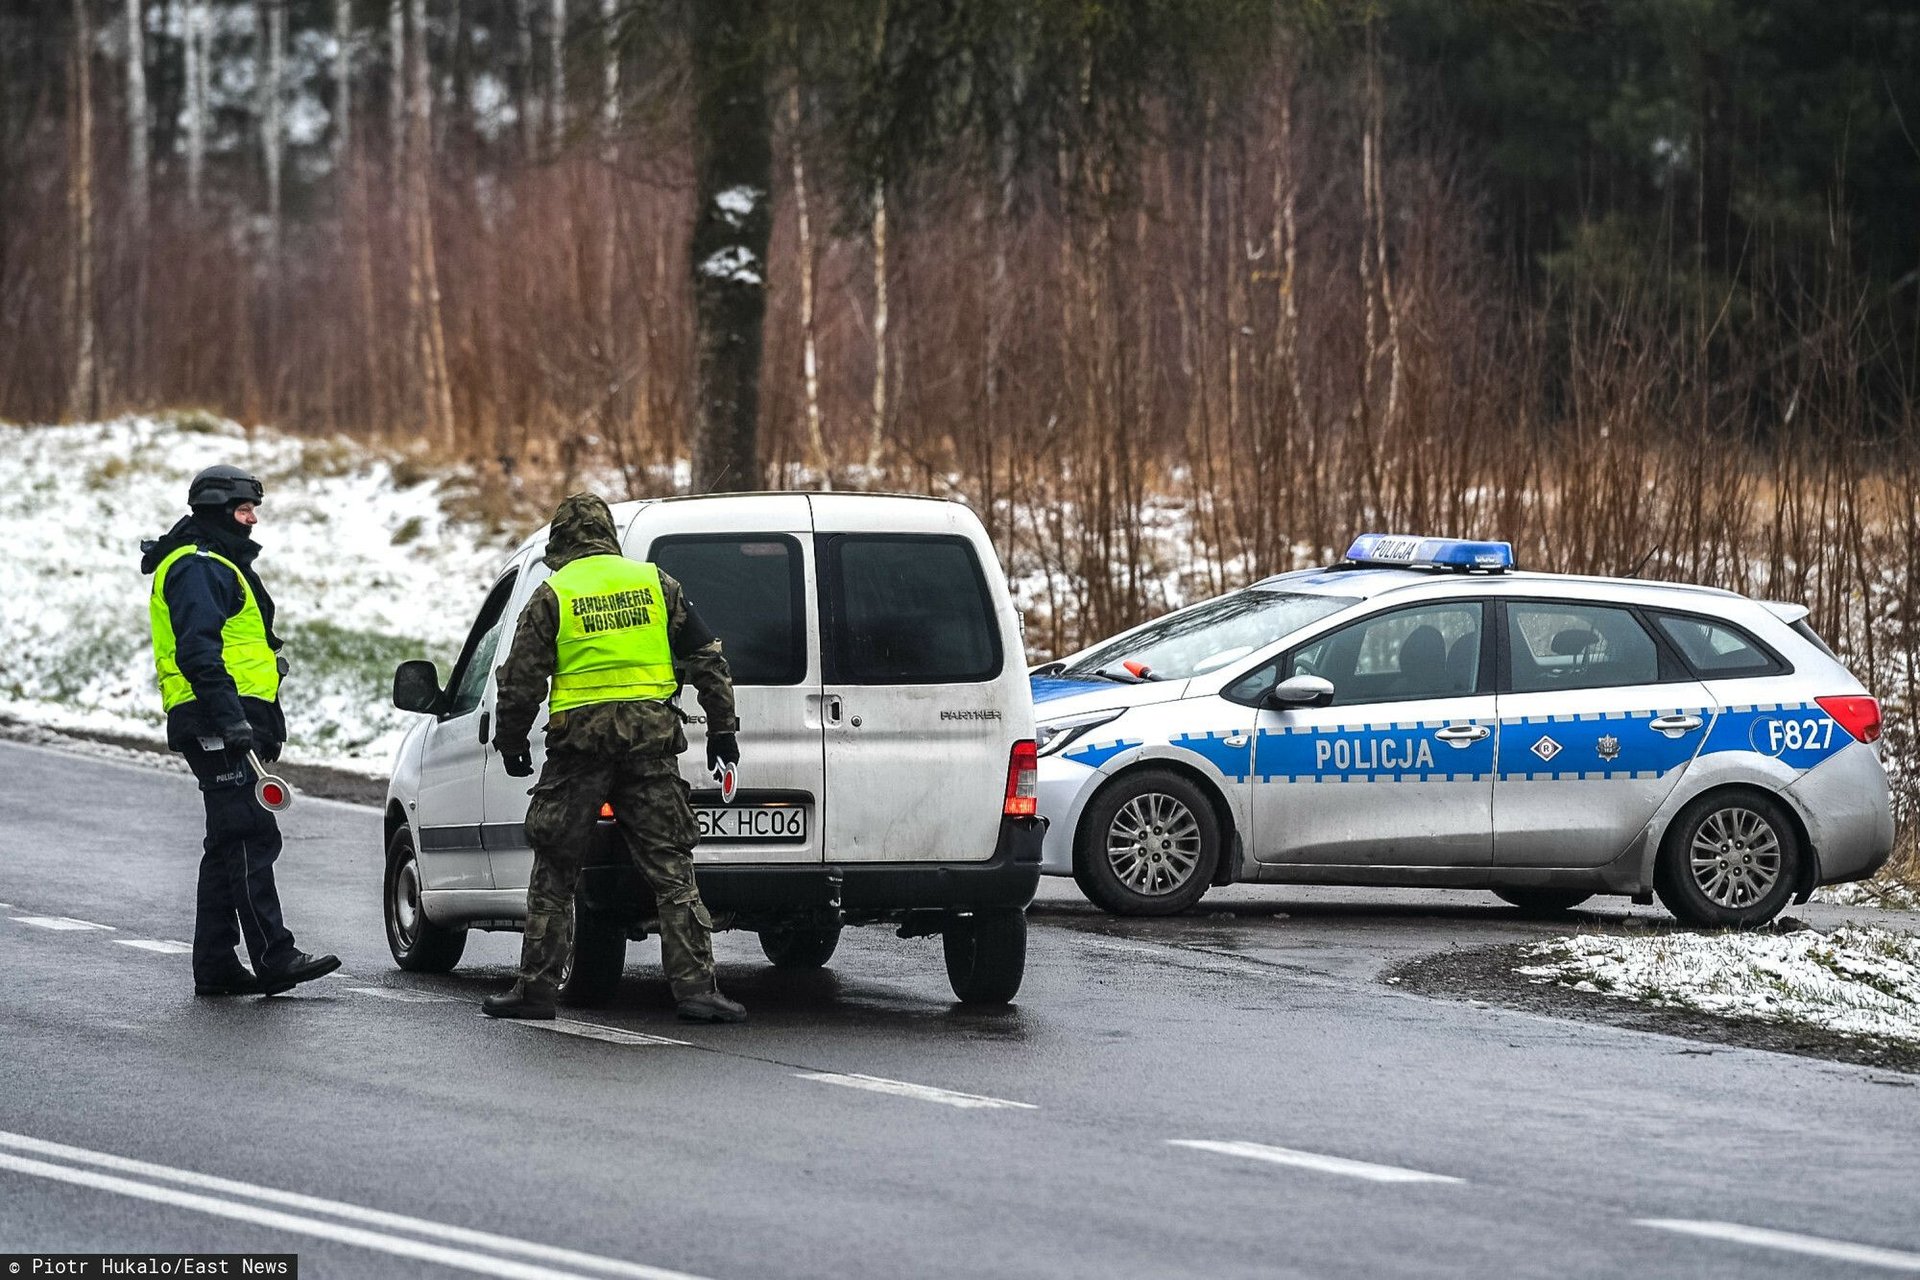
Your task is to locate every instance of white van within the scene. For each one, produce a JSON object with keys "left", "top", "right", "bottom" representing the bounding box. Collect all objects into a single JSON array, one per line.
[{"left": 382, "top": 493, "right": 1042, "bottom": 1005}]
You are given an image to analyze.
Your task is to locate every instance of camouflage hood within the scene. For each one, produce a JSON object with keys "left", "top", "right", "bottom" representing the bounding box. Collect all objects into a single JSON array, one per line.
[{"left": 542, "top": 492, "right": 622, "bottom": 571}]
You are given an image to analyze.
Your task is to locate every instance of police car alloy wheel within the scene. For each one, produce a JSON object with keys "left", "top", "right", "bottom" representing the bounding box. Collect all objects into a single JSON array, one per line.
[
  {"left": 1655, "top": 790, "right": 1803, "bottom": 930},
  {"left": 759, "top": 924, "right": 842, "bottom": 969},
  {"left": 384, "top": 828, "right": 467, "bottom": 972},
  {"left": 1073, "top": 769, "right": 1221, "bottom": 916}
]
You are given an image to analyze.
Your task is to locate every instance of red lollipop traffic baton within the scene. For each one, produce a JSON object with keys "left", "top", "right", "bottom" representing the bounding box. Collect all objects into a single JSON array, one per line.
[{"left": 246, "top": 750, "right": 294, "bottom": 812}]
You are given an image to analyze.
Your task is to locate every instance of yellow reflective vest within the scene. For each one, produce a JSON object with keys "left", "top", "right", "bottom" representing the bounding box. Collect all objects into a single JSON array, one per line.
[
  {"left": 149, "top": 545, "right": 281, "bottom": 711},
  {"left": 547, "top": 555, "right": 677, "bottom": 713}
]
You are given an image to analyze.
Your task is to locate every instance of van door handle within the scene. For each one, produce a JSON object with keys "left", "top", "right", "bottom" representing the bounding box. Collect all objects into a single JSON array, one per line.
[
  {"left": 823, "top": 695, "right": 844, "bottom": 726},
  {"left": 478, "top": 710, "right": 491, "bottom": 745},
  {"left": 1434, "top": 724, "right": 1489, "bottom": 746},
  {"left": 1649, "top": 714, "right": 1704, "bottom": 736}
]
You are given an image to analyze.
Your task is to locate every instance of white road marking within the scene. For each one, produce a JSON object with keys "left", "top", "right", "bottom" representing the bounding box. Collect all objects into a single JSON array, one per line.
[
  {"left": 1638, "top": 1219, "right": 1920, "bottom": 1271},
  {"left": 117, "top": 939, "right": 193, "bottom": 955},
  {"left": 0, "top": 1130, "right": 711, "bottom": 1280},
  {"left": 1169, "top": 1139, "right": 1463, "bottom": 1185},
  {"left": 795, "top": 1071, "right": 1038, "bottom": 1111},
  {"left": 344, "top": 985, "right": 463, "bottom": 1004},
  {"left": 11, "top": 915, "right": 115, "bottom": 932},
  {"left": 531, "top": 1018, "right": 691, "bottom": 1047}
]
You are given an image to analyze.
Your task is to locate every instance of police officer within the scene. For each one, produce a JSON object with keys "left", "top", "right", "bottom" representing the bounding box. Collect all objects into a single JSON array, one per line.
[
  {"left": 483, "top": 493, "right": 746, "bottom": 1023},
  {"left": 141, "top": 464, "right": 339, "bottom": 998}
]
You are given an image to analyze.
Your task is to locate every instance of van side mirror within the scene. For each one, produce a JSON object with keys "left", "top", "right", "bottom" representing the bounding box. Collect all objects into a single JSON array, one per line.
[
  {"left": 1265, "top": 674, "right": 1334, "bottom": 710},
  {"left": 393, "top": 659, "right": 443, "bottom": 714}
]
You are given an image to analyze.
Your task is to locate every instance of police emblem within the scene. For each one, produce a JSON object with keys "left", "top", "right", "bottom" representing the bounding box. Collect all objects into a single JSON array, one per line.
[{"left": 1596, "top": 734, "right": 1621, "bottom": 762}]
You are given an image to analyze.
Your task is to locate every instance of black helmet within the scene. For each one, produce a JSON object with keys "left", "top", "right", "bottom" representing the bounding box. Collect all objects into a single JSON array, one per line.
[{"left": 188, "top": 464, "right": 264, "bottom": 508}]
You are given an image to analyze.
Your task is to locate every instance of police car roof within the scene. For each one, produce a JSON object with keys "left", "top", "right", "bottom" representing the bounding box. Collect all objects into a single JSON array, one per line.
[{"left": 1255, "top": 564, "right": 1745, "bottom": 604}]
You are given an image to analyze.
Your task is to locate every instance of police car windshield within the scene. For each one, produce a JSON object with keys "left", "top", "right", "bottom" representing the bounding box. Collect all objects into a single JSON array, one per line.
[{"left": 1063, "top": 590, "right": 1354, "bottom": 682}]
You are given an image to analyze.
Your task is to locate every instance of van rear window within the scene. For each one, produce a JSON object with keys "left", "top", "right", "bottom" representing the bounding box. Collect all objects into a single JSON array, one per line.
[
  {"left": 650, "top": 535, "right": 806, "bottom": 686},
  {"left": 823, "top": 535, "right": 1001, "bottom": 684}
]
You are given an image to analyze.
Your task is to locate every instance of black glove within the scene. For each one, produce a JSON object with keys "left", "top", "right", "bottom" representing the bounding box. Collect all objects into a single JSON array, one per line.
[
  {"left": 220, "top": 719, "right": 255, "bottom": 754},
  {"left": 275, "top": 652, "right": 291, "bottom": 677},
  {"left": 258, "top": 739, "right": 282, "bottom": 765},
  {"left": 501, "top": 750, "right": 534, "bottom": 778},
  {"left": 706, "top": 732, "right": 740, "bottom": 772}
]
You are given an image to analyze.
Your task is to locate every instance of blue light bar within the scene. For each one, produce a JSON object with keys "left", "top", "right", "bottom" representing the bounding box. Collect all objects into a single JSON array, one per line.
[{"left": 1343, "top": 534, "right": 1514, "bottom": 573}]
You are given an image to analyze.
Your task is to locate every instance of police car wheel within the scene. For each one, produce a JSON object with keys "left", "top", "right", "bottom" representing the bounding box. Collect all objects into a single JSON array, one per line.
[
  {"left": 759, "top": 924, "right": 841, "bottom": 969},
  {"left": 943, "top": 909, "right": 1026, "bottom": 1005},
  {"left": 384, "top": 828, "right": 467, "bottom": 972},
  {"left": 560, "top": 905, "right": 626, "bottom": 1008},
  {"left": 1491, "top": 888, "right": 1594, "bottom": 916},
  {"left": 1655, "top": 791, "right": 1802, "bottom": 929},
  {"left": 1074, "top": 770, "right": 1221, "bottom": 916}
]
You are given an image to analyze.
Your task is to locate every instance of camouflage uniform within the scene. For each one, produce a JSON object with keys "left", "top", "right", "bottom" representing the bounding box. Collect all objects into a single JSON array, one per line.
[{"left": 492, "top": 493, "right": 739, "bottom": 1004}]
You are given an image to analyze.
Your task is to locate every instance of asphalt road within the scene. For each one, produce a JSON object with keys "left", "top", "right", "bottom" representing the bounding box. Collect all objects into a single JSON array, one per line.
[{"left": 3, "top": 736, "right": 1918, "bottom": 1279}]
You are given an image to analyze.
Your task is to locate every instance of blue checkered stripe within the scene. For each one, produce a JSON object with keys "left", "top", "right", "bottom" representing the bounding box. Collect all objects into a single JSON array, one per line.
[
  {"left": 1495, "top": 708, "right": 1705, "bottom": 782},
  {"left": 1701, "top": 701, "right": 1847, "bottom": 772},
  {"left": 1245, "top": 720, "right": 1496, "bottom": 784}
]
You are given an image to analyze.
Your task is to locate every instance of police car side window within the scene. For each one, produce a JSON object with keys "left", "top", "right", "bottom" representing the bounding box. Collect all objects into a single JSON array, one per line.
[
  {"left": 1287, "top": 603, "right": 1483, "bottom": 705},
  {"left": 445, "top": 571, "right": 519, "bottom": 717},
  {"left": 1652, "top": 613, "right": 1782, "bottom": 677},
  {"left": 1506, "top": 602, "right": 1660, "bottom": 693}
]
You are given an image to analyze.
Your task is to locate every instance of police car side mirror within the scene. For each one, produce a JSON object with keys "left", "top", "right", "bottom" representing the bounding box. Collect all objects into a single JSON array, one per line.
[
  {"left": 392, "top": 660, "right": 443, "bottom": 714},
  {"left": 1266, "top": 674, "right": 1335, "bottom": 710}
]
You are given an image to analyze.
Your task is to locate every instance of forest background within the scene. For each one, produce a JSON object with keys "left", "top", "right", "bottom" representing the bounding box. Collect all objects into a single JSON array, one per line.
[{"left": 3, "top": 0, "right": 1917, "bottom": 870}]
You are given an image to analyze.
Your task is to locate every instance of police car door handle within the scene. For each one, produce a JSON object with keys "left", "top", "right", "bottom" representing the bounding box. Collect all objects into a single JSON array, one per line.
[
  {"left": 1649, "top": 714, "right": 1704, "bottom": 736},
  {"left": 1434, "top": 724, "right": 1489, "bottom": 745}
]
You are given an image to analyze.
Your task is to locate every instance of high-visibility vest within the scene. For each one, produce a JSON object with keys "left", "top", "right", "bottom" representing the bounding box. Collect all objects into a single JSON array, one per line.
[
  {"left": 150, "top": 545, "right": 281, "bottom": 712},
  {"left": 546, "top": 555, "right": 677, "bottom": 712}
]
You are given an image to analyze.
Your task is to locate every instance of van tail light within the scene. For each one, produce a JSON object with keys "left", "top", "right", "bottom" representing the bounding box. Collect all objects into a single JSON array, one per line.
[
  {"left": 1815, "top": 696, "right": 1882, "bottom": 744},
  {"left": 1004, "top": 740, "right": 1039, "bottom": 817}
]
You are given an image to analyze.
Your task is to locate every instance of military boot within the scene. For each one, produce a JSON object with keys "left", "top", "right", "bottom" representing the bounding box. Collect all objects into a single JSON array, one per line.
[
  {"left": 482, "top": 982, "right": 557, "bottom": 1020},
  {"left": 676, "top": 989, "right": 747, "bottom": 1024}
]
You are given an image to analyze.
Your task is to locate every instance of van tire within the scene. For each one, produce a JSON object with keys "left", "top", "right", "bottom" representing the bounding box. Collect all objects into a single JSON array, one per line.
[
  {"left": 384, "top": 828, "right": 467, "bottom": 973},
  {"left": 1492, "top": 888, "right": 1594, "bottom": 916},
  {"left": 943, "top": 910, "right": 1026, "bottom": 1005},
  {"left": 759, "top": 924, "right": 841, "bottom": 969},
  {"left": 560, "top": 906, "right": 626, "bottom": 1008},
  {"left": 1655, "top": 789, "right": 1802, "bottom": 930},
  {"left": 1074, "top": 769, "right": 1220, "bottom": 916}
]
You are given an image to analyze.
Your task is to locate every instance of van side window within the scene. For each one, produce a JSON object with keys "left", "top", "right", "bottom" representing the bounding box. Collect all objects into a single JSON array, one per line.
[
  {"left": 445, "top": 570, "right": 520, "bottom": 717},
  {"left": 823, "top": 535, "right": 1001, "bottom": 684},
  {"left": 650, "top": 535, "right": 806, "bottom": 686},
  {"left": 1506, "top": 602, "right": 1660, "bottom": 693}
]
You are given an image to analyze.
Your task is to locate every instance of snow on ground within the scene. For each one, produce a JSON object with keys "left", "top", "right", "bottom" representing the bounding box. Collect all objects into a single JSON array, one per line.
[
  {"left": 1517, "top": 927, "right": 1920, "bottom": 1045},
  {"left": 0, "top": 414, "right": 516, "bottom": 773}
]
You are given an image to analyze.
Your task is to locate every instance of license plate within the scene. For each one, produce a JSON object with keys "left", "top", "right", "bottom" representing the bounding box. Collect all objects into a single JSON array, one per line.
[{"left": 693, "top": 803, "right": 809, "bottom": 843}]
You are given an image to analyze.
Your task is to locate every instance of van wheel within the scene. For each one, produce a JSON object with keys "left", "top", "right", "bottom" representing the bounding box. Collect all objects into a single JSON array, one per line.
[
  {"left": 560, "top": 905, "right": 626, "bottom": 1008},
  {"left": 943, "top": 910, "right": 1026, "bottom": 1005},
  {"left": 1074, "top": 769, "right": 1220, "bottom": 916},
  {"left": 1492, "top": 888, "right": 1594, "bottom": 916},
  {"left": 759, "top": 924, "right": 841, "bottom": 969},
  {"left": 1655, "top": 790, "right": 1802, "bottom": 929},
  {"left": 384, "top": 828, "right": 466, "bottom": 972}
]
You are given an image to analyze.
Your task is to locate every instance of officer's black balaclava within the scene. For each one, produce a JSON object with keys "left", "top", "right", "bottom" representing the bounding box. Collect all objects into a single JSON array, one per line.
[{"left": 191, "top": 501, "right": 255, "bottom": 542}]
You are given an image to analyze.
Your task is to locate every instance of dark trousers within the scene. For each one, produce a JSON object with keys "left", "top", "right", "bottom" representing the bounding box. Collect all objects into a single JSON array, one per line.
[{"left": 183, "top": 743, "right": 297, "bottom": 981}]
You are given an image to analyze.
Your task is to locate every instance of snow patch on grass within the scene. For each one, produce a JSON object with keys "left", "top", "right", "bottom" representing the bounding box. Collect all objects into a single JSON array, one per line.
[
  {"left": 1518, "top": 926, "right": 1920, "bottom": 1045},
  {"left": 0, "top": 415, "right": 516, "bottom": 773}
]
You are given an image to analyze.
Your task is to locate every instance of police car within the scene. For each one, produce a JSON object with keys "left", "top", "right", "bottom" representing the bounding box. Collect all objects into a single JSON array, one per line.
[{"left": 1031, "top": 535, "right": 1893, "bottom": 927}]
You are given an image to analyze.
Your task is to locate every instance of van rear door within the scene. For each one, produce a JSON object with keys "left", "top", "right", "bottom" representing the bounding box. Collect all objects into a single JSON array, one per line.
[
  {"left": 812, "top": 498, "right": 1026, "bottom": 863},
  {"left": 636, "top": 499, "right": 825, "bottom": 866}
]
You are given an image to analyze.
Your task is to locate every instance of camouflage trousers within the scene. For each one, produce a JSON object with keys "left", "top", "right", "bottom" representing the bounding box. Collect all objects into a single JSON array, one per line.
[{"left": 516, "top": 750, "right": 717, "bottom": 1001}]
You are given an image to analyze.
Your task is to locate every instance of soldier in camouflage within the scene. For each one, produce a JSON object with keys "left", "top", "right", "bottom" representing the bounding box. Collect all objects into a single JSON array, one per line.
[{"left": 482, "top": 493, "right": 746, "bottom": 1023}]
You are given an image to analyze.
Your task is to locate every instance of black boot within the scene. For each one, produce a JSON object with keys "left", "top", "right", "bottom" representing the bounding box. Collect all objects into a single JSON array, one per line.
[
  {"left": 194, "top": 969, "right": 261, "bottom": 997},
  {"left": 482, "top": 983, "right": 557, "bottom": 1020},
  {"left": 258, "top": 951, "right": 341, "bottom": 996},
  {"left": 676, "top": 989, "right": 747, "bottom": 1023}
]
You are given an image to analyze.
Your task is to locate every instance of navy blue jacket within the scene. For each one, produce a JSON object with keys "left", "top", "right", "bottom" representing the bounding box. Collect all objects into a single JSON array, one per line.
[{"left": 141, "top": 516, "right": 286, "bottom": 753}]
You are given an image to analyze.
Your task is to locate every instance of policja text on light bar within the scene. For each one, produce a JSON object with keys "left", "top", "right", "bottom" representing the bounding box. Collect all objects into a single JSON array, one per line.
[{"left": 1342, "top": 534, "right": 1514, "bottom": 572}]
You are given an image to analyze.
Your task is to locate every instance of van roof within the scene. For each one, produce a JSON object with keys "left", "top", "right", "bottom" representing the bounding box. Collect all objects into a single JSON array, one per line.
[{"left": 510, "top": 490, "right": 975, "bottom": 557}]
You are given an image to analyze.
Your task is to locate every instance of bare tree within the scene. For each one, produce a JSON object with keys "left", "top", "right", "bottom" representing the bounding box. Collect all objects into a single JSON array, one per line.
[
  {"left": 515, "top": 0, "right": 538, "bottom": 156},
  {"left": 405, "top": 0, "right": 455, "bottom": 443},
  {"left": 388, "top": 0, "right": 405, "bottom": 159},
  {"left": 333, "top": 0, "right": 352, "bottom": 160},
  {"left": 787, "top": 83, "right": 827, "bottom": 481},
  {"left": 259, "top": 0, "right": 286, "bottom": 258},
  {"left": 548, "top": 0, "right": 565, "bottom": 153},
  {"left": 125, "top": 0, "right": 148, "bottom": 234},
  {"left": 183, "top": 0, "right": 206, "bottom": 207},
  {"left": 67, "top": 0, "right": 98, "bottom": 420}
]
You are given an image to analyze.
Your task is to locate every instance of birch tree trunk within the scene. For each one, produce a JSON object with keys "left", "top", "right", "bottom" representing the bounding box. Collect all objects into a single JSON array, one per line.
[
  {"left": 515, "top": 0, "right": 537, "bottom": 157},
  {"left": 184, "top": 0, "right": 205, "bottom": 207},
  {"left": 333, "top": 0, "right": 352, "bottom": 160},
  {"left": 68, "top": 0, "right": 98, "bottom": 420},
  {"left": 259, "top": 0, "right": 285, "bottom": 260},
  {"left": 864, "top": 178, "right": 888, "bottom": 478},
  {"left": 405, "top": 0, "right": 456, "bottom": 445},
  {"left": 125, "top": 0, "right": 148, "bottom": 233},
  {"left": 548, "top": 0, "right": 566, "bottom": 153},
  {"left": 388, "top": 0, "right": 405, "bottom": 163},
  {"left": 688, "top": 0, "right": 770, "bottom": 492},
  {"left": 787, "top": 84, "right": 827, "bottom": 484}
]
